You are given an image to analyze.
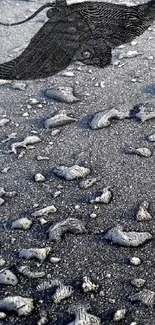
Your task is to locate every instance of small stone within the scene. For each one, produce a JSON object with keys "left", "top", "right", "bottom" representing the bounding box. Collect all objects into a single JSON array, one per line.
[
  {"left": 147, "top": 132, "right": 155, "bottom": 142},
  {"left": 0, "top": 269, "right": 18, "bottom": 286},
  {"left": 90, "top": 187, "right": 112, "bottom": 204},
  {"left": 39, "top": 218, "right": 47, "bottom": 225},
  {"left": 130, "top": 257, "right": 141, "bottom": 266},
  {"left": 0, "top": 118, "right": 10, "bottom": 127},
  {"left": 53, "top": 165, "right": 90, "bottom": 181},
  {"left": 0, "top": 296, "right": 34, "bottom": 316},
  {"left": 45, "top": 110, "right": 77, "bottom": 128},
  {"left": 136, "top": 201, "right": 152, "bottom": 221},
  {"left": 22, "top": 112, "right": 29, "bottom": 117},
  {"left": 53, "top": 190, "right": 61, "bottom": 198},
  {"left": 118, "top": 50, "right": 140, "bottom": 59},
  {"left": 0, "top": 258, "right": 6, "bottom": 267},
  {"left": 131, "top": 278, "right": 146, "bottom": 289},
  {"left": 29, "top": 98, "right": 39, "bottom": 105},
  {"left": 11, "top": 217, "right": 32, "bottom": 230},
  {"left": 11, "top": 82, "right": 27, "bottom": 91},
  {"left": 45, "top": 87, "right": 80, "bottom": 103},
  {"left": 19, "top": 247, "right": 51, "bottom": 261},
  {"left": 129, "top": 289, "right": 155, "bottom": 307},
  {"left": 34, "top": 173, "right": 46, "bottom": 182},
  {"left": 31, "top": 205, "right": 56, "bottom": 217},
  {"left": 113, "top": 309, "right": 126, "bottom": 321},
  {"left": 50, "top": 257, "right": 61, "bottom": 263},
  {"left": 90, "top": 213, "right": 97, "bottom": 218},
  {"left": 0, "top": 198, "right": 5, "bottom": 206},
  {"left": 36, "top": 156, "right": 49, "bottom": 161}
]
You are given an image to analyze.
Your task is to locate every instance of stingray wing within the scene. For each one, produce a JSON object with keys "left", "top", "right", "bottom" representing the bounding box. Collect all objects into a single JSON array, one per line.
[{"left": 7, "top": 7, "right": 90, "bottom": 80}]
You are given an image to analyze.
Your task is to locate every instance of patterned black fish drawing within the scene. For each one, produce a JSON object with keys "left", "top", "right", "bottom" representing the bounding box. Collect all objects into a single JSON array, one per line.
[{"left": 0, "top": 0, "right": 155, "bottom": 80}]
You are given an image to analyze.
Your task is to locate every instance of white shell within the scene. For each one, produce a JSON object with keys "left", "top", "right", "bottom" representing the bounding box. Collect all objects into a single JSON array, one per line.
[
  {"left": 48, "top": 218, "right": 87, "bottom": 242},
  {"left": 136, "top": 201, "right": 152, "bottom": 221},
  {"left": 53, "top": 165, "right": 90, "bottom": 180},
  {"left": 31, "top": 205, "right": 56, "bottom": 217},
  {"left": 129, "top": 289, "right": 155, "bottom": 306},
  {"left": 0, "top": 296, "right": 34, "bottom": 316},
  {"left": 19, "top": 247, "right": 51, "bottom": 261},
  {"left": 104, "top": 225, "right": 152, "bottom": 247},
  {"left": 11, "top": 218, "right": 32, "bottom": 230},
  {"left": 90, "top": 108, "right": 129, "bottom": 129},
  {"left": 0, "top": 269, "right": 18, "bottom": 286}
]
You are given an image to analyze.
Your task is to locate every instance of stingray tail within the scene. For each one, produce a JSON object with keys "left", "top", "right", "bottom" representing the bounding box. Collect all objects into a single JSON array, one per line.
[{"left": 0, "top": 59, "right": 17, "bottom": 80}]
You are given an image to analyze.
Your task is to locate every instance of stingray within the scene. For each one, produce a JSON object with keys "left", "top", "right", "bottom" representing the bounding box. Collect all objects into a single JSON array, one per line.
[{"left": 0, "top": 0, "right": 155, "bottom": 80}]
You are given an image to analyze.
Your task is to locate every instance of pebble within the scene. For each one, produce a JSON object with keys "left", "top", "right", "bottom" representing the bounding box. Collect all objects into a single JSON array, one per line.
[
  {"left": 124, "top": 146, "right": 152, "bottom": 158},
  {"left": 0, "top": 296, "right": 34, "bottom": 316},
  {"left": 60, "top": 71, "right": 75, "bottom": 77},
  {"left": 45, "top": 110, "right": 77, "bottom": 128},
  {"left": 53, "top": 165, "right": 90, "bottom": 180},
  {"left": 0, "top": 198, "right": 5, "bottom": 206},
  {"left": 113, "top": 309, "right": 126, "bottom": 321},
  {"left": 130, "top": 103, "right": 155, "bottom": 122},
  {"left": 90, "top": 213, "right": 97, "bottom": 218},
  {"left": 11, "top": 135, "right": 41, "bottom": 154},
  {"left": 48, "top": 218, "right": 87, "bottom": 242},
  {"left": 90, "top": 187, "right": 112, "bottom": 204},
  {"left": 79, "top": 176, "right": 100, "bottom": 189},
  {"left": 39, "top": 218, "right": 47, "bottom": 225},
  {"left": 11, "top": 82, "right": 27, "bottom": 91},
  {"left": 130, "top": 278, "right": 146, "bottom": 288},
  {"left": 17, "top": 266, "right": 45, "bottom": 279},
  {"left": 82, "top": 276, "right": 99, "bottom": 293},
  {"left": 147, "top": 132, "right": 155, "bottom": 142},
  {"left": 118, "top": 50, "right": 140, "bottom": 59},
  {"left": 130, "top": 257, "right": 141, "bottom": 266},
  {"left": 129, "top": 289, "right": 155, "bottom": 307},
  {"left": 36, "top": 155, "right": 49, "bottom": 161},
  {"left": 0, "top": 312, "right": 6, "bottom": 319},
  {"left": 31, "top": 205, "right": 56, "bottom": 217},
  {"left": 136, "top": 201, "right": 152, "bottom": 221},
  {"left": 51, "top": 129, "right": 61, "bottom": 136},
  {"left": 50, "top": 257, "right": 61, "bottom": 263},
  {"left": 45, "top": 86, "right": 80, "bottom": 103},
  {"left": 0, "top": 258, "right": 6, "bottom": 267},
  {"left": 104, "top": 225, "right": 152, "bottom": 247},
  {"left": 0, "top": 118, "right": 10, "bottom": 127},
  {"left": 11, "top": 217, "right": 32, "bottom": 230},
  {"left": 34, "top": 173, "right": 46, "bottom": 182},
  {"left": 90, "top": 108, "right": 129, "bottom": 129},
  {"left": 0, "top": 269, "right": 18, "bottom": 286},
  {"left": 19, "top": 247, "right": 51, "bottom": 261},
  {"left": 53, "top": 190, "right": 61, "bottom": 198}
]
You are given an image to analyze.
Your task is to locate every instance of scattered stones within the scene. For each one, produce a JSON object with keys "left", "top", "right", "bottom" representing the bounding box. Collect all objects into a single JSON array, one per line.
[
  {"left": 34, "top": 173, "right": 46, "bottom": 182},
  {"left": 53, "top": 165, "right": 90, "bottom": 180},
  {"left": 48, "top": 218, "right": 87, "bottom": 242},
  {"left": 147, "top": 132, "right": 155, "bottom": 142},
  {"left": 79, "top": 176, "right": 101, "bottom": 189},
  {"left": 130, "top": 278, "right": 146, "bottom": 289},
  {"left": 19, "top": 247, "right": 51, "bottom": 261},
  {"left": 17, "top": 266, "right": 45, "bottom": 279},
  {"left": 90, "top": 187, "right": 113, "bottom": 204},
  {"left": 0, "top": 118, "right": 9, "bottom": 127},
  {"left": 11, "top": 217, "right": 32, "bottom": 230},
  {"left": 0, "top": 296, "right": 34, "bottom": 316},
  {"left": 104, "top": 225, "right": 152, "bottom": 247},
  {"left": 53, "top": 283, "right": 74, "bottom": 303},
  {"left": 82, "top": 276, "right": 99, "bottom": 293},
  {"left": 45, "top": 110, "right": 77, "bottom": 128},
  {"left": 90, "top": 108, "right": 129, "bottom": 129},
  {"left": 130, "top": 103, "right": 155, "bottom": 122},
  {"left": 113, "top": 309, "right": 126, "bottom": 321},
  {"left": 31, "top": 205, "right": 56, "bottom": 217},
  {"left": 129, "top": 289, "right": 155, "bottom": 307},
  {"left": 0, "top": 269, "right": 18, "bottom": 286},
  {"left": 124, "top": 146, "right": 152, "bottom": 158},
  {"left": 136, "top": 201, "right": 152, "bottom": 221},
  {"left": 67, "top": 306, "right": 101, "bottom": 325},
  {"left": 130, "top": 257, "right": 141, "bottom": 266},
  {"left": 45, "top": 86, "right": 80, "bottom": 103},
  {"left": 11, "top": 135, "right": 41, "bottom": 154}
]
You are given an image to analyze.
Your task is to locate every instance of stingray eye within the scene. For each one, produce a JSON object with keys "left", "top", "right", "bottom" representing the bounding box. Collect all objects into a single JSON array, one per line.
[
  {"left": 46, "top": 7, "right": 59, "bottom": 18},
  {"left": 83, "top": 51, "right": 91, "bottom": 59}
]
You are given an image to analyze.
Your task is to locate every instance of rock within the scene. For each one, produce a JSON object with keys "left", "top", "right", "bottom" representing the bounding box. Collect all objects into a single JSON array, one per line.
[
  {"left": 19, "top": 247, "right": 51, "bottom": 261},
  {"left": 113, "top": 309, "right": 126, "bottom": 321},
  {"left": 48, "top": 218, "right": 87, "bottom": 242},
  {"left": 11, "top": 218, "right": 32, "bottom": 230},
  {"left": 0, "top": 269, "right": 18, "bottom": 286},
  {"left": 136, "top": 201, "right": 152, "bottom": 221},
  {"left": 129, "top": 289, "right": 155, "bottom": 307},
  {"left": 31, "top": 205, "right": 56, "bottom": 217},
  {"left": 53, "top": 165, "right": 90, "bottom": 180},
  {"left": 0, "top": 296, "right": 34, "bottom": 316},
  {"left": 90, "top": 108, "right": 129, "bottom": 129},
  {"left": 45, "top": 110, "right": 77, "bottom": 128},
  {"left": 45, "top": 86, "right": 80, "bottom": 103},
  {"left": 90, "top": 187, "right": 112, "bottom": 204}
]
